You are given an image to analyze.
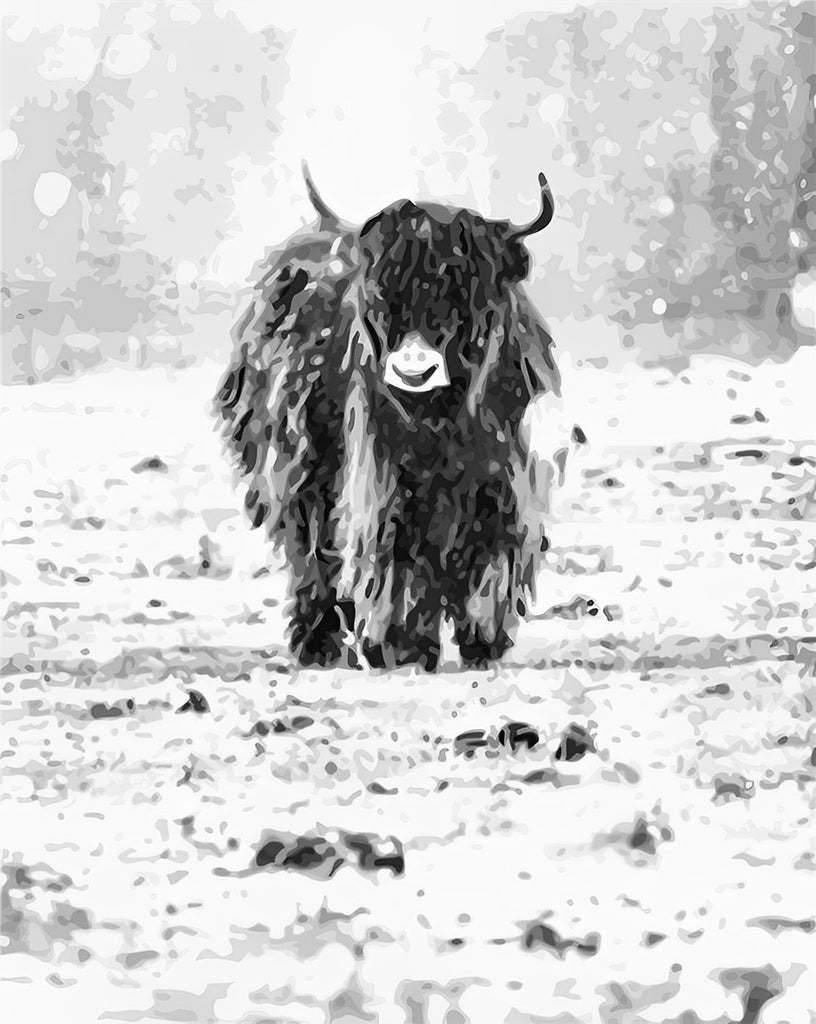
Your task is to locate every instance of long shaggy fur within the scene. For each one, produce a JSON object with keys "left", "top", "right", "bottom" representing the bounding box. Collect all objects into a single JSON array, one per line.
[{"left": 215, "top": 188, "right": 562, "bottom": 671}]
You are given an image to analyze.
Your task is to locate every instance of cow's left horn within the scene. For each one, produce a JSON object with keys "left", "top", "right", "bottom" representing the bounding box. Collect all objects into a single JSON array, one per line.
[
  {"left": 506, "top": 172, "right": 555, "bottom": 239},
  {"left": 302, "top": 160, "right": 343, "bottom": 231}
]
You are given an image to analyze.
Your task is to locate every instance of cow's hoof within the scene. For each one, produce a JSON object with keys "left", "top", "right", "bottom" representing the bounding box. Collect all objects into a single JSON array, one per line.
[
  {"left": 361, "top": 640, "right": 439, "bottom": 673},
  {"left": 290, "top": 611, "right": 346, "bottom": 668},
  {"left": 293, "top": 639, "right": 344, "bottom": 669},
  {"left": 460, "top": 654, "right": 494, "bottom": 670},
  {"left": 361, "top": 640, "right": 390, "bottom": 670},
  {"left": 404, "top": 646, "right": 440, "bottom": 673},
  {"left": 457, "top": 631, "right": 512, "bottom": 669}
]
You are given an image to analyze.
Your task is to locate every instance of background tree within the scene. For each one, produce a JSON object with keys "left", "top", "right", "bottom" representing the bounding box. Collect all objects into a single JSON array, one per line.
[
  {"left": 455, "top": 2, "right": 815, "bottom": 369},
  {"left": 2, "top": 1, "right": 814, "bottom": 382},
  {"left": 1, "top": 2, "right": 289, "bottom": 382}
]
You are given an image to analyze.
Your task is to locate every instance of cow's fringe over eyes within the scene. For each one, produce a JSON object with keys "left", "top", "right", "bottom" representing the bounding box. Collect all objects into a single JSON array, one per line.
[{"left": 215, "top": 177, "right": 563, "bottom": 671}]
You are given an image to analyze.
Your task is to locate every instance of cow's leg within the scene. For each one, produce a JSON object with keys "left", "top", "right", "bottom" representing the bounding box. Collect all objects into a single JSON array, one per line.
[
  {"left": 453, "top": 485, "right": 519, "bottom": 669},
  {"left": 454, "top": 592, "right": 514, "bottom": 669},
  {"left": 391, "top": 570, "right": 444, "bottom": 671},
  {"left": 394, "top": 499, "right": 446, "bottom": 671},
  {"left": 361, "top": 505, "right": 442, "bottom": 672},
  {"left": 451, "top": 566, "right": 514, "bottom": 668},
  {"left": 365, "top": 599, "right": 441, "bottom": 672},
  {"left": 289, "top": 539, "right": 349, "bottom": 667},
  {"left": 286, "top": 412, "right": 350, "bottom": 668}
]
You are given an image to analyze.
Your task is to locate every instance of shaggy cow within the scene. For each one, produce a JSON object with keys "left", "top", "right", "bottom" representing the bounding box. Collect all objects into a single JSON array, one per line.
[{"left": 216, "top": 165, "right": 563, "bottom": 671}]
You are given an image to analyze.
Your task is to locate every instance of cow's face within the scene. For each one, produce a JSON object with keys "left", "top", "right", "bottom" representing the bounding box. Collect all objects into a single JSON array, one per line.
[{"left": 359, "top": 202, "right": 533, "bottom": 395}]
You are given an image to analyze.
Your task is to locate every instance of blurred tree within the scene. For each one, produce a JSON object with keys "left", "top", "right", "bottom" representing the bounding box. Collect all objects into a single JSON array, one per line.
[
  {"left": 3, "top": 2, "right": 813, "bottom": 380},
  {"left": 688, "top": 4, "right": 815, "bottom": 358},
  {"left": 460, "top": 2, "right": 814, "bottom": 368},
  {"left": 1, "top": 2, "right": 289, "bottom": 383},
  {"left": 99, "top": 5, "right": 289, "bottom": 289}
]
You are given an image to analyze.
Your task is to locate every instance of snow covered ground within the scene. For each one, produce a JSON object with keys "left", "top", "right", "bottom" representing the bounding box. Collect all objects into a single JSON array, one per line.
[{"left": 1, "top": 349, "right": 815, "bottom": 1022}]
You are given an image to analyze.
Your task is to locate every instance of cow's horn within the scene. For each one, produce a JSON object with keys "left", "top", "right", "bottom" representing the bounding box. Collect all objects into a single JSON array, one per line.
[
  {"left": 506, "top": 172, "right": 555, "bottom": 239},
  {"left": 302, "top": 160, "right": 343, "bottom": 230}
]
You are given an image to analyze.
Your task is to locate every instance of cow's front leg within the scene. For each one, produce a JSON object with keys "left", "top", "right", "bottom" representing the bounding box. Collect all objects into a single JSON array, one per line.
[
  {"left": 361, "top": 511, "right": 442, "bottom": 672},
  {"left": 392, "top": 570, "right": 444, "bottom": 672},
  {"left": 286, "top": 474, "right": 351, "bottom": 668},
  {"left": 452, "top": 492, "right": 519, "bottom": 669},
  {"left": 453, "top": 550, "right": 515, "bottom": 668},
  {"left": 362, "top": 573, "right": 442, "bottom": 672},
  {"left": 454, "top": 618, "right": 514, "bottom": 670},
  {"left": 289, "top": 567, "right": 351, "bottom": 668}
]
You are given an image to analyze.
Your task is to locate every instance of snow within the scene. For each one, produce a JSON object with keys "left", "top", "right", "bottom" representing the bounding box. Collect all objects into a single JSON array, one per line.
[{"left": 1, "top": 351, "right": 814, "bottom": 1021}]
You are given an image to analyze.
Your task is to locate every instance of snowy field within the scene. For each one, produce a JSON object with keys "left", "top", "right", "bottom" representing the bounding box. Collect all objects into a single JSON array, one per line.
[{"left": 1, "top": 349, "right": 815, "bottom": 1023}]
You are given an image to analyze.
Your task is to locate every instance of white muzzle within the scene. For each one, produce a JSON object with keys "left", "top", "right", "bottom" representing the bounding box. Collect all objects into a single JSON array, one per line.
[{"left": 383, "top": 333, "right": 450, "bottom": 393}]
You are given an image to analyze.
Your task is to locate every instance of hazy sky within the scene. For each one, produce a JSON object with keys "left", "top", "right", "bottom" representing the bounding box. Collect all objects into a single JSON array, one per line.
[
  {"left": 2, "top": 0, "right": 550, "bottom": 279},
  {"left": 2, "top": 0, "right": 756, "bottom": 284},
  {"left": 218, "top": 0, "right": 552, "bottom": 281}
]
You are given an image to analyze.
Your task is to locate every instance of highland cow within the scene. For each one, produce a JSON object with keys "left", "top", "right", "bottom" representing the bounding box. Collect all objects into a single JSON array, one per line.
[{"left": 216, "top": 164, "right": 563, "bottom": 671}]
